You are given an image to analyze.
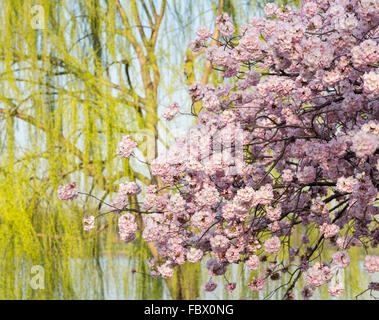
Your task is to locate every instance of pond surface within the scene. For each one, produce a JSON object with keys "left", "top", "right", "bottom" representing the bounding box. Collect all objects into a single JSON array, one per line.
[{"left": 1, "top": 234, "right": 377, "bottom": 300}]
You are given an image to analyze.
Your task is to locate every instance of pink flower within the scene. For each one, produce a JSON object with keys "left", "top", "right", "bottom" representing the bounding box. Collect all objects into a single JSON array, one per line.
[
  {"left": 83, "top": 216, "right": 95, "bottom": 231},
  {"left": 351, "top": 130, "right": 378, "bottom": 158},
  {"left": 266, "top": 206, "right": 281, "bottom": 221},
  {"left": 195, "top": 184, "right": 219, "bottom": 207},
  {"left": 202, "top": 92, "right": 221, "bottom": 111},
  {"left": 268, "top": 221, "right": 281, "bottom": 232},
  {"left": 204, "top": 280, "right": 217, "bottom": 292},
  {"left": 58, "top": 182, "right": 78, "bottom": 200},
  {"left": 302, "top": 37, "right": 334, "bottom": 70},
  {"left": 255, "top": 184, "right": 274, "bottom": 205},
  {"left": 216, "top": 12, "right": 231, "bottom": 24},
  {"left": 118, "top": 213, "right": 137, "bottom": 242},
  {"left": 304, "top": 263, "right": 333, "bottom": 287},
  {"left": 196, "top": 26, "right": 212, "bottom": 40},
  {"left": 240, "top": 33, "right": 263, "bottom": 55},
  {"left": 247, "top": 277, "right": 265, "bottom": 291},
  {"left": 351, "top": 40, "right": 379, "bottom": 67},
  {"left": 363, "top": 70, "right": 379, "bottom": 96},
  {"left": 303, "top": 2, "right": 319, "bottom": 18},
  {"left": 323, "top": 70, "right": 342, "bottom": 86},
  {"left": 336, "top": 176, "right": 357, "bottom": 193},
  {"left": 332, "top": 251, "right": 351, "bottom": 268},
  {"left": 297, "top": 166, "right": 316, "bottom": 184},
  {"left": 189, "top": 38, "right": 204, "bottom": 52},
  {"left": 146, "top": 185, "right": 157, "bottom": 194},
  {"left": 188, "top": 81, "right": 203, "bottom": 101},
  {"left": 264, "top": 236, "right": 281, "bottom": 254},
  {"left": 187, "top": 248, "right": 203, "bottom": 263},
  {"left": 219, "top": 21, "right": 235, "bottom": 37},
  {"left": 282, "top": 169, "right": 293, "bottom": 183},
  {"left": 222, "top": 202, "right": 236, "bottom": 220},
  {"left": 245, "top": 255, "right": 260, "bottom": 271},
  {"left": 225, "top": 282, "right": 236, "bottom": 292},
  {"left": 162, "top": 102, "right": 180, "bottom": 120},
  {"left": 210, "top": 235, "right": 230, "bottom": 253},
  {"left": 225, "top": 246, "right": 241, "bottom": 263},
  {"left": 364, "top": 255, "right": 379, "bottom": 273},
  {"left": 157, "top": 262, "right": 174, "bottom": 279},
  {"left": 246, "top": 70, "right": 260, "bottom": 86},
  {"left": 118, "top": 182, "right": 141, "bottom": 196},
  {"left": 191, "top": 209, "right": 216, "bottom": 230},
  {"left": 320, "top": 223, "right": 340, "bottom": 238},
  {"left": 150, "top": 157, "right": 171, "bottom": 177},
  {"left": 264, "top": 3, "right": 278, "bottom": 17},
  {"left": 328, "top": 283, "right": 344, "bottom": 297},
  {"left": 235, "top": 186, "right": 255, "bottom": 203},
  {"left": 116, "top": 135, "right": 137, "bottom": 158},
  {"left": 111, "top": 194, "right": 129, "bottom": 212},
  {"left": 334, "top": 13, "right": 358, "bottom": 32}
]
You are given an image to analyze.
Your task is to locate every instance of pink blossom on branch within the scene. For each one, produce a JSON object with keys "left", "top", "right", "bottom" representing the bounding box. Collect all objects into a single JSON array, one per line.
[
  {"left": 118, "top": 181, "right": 141, "bottom": 196},
  {"left": 320, "top": 223, "right": 340, "bottom": 239},
  {"left": 58, "top": 182, "right": 78, "bottom": 200},
  {"left": 264, "top": 236, "right": 281, "bottom": 255},
  {"left": 83, "top": 216, "right": 95, "bottom": 231},
  {"left": 332, "top": 251, "right": 351, "bottom": 269},
  {"left": 162, "top": 102, "right": 180, "bottom": 121},
  {"left": 196, "top": 26, "right": 212, "bottom": 40},
  {"left": 364, "top": 256, "right": 379, "bottom": 273},
  {"left": 116, "top": 135, "right": 137, "bottom": 158},
  {"left": 247, "top": 277, "right": 266, "bottom": 291},
  {"left": 304, "top": 263, "right": 333, "bottom": 288},
  {"left": 328, "top": 283, "right": 344, "bottom": 297}
]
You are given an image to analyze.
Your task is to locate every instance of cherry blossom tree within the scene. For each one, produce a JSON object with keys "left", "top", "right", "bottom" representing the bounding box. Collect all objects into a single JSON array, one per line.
[{"left": 59, "top": 0, "right": 379, "bottom": 299}]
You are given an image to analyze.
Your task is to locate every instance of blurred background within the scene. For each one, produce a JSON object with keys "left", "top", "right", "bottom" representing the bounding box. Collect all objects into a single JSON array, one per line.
[{"left": 0, "top": 0, "right": 377, "bottom": 300}]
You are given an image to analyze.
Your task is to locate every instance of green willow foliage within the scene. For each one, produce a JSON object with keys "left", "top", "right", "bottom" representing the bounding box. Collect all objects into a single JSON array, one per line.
[
  {"left": 0, "top": 0, "right": 168, "bottom": 300},
  {"left": 0, "top": 0, "right": 373, "bottom": 300}
]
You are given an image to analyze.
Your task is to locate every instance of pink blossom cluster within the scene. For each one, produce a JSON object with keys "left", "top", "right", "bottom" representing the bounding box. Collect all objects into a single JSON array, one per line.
[
  {"left": 320, "top": 223, "right": 340, "bottom": 239},
  {"left": 157, "top": 261, "right": 174, "bottom": 279},
  {"left": 363, "top": 70, "right": 379, "bottom": 96},
  {"left": 245, "top": 254, "right": 260, "bottom": 271},
  {"left": 187, "top": 247, "right": 203, "bottom": 263},
  {"left": 57, "top": 182, "right": 78, "bottom": 200},
  {"left": 162, "top": 102, "right": 180, "bottom": 121},
  {"left": 111, "top": 194, "right": 129, "bottom": 212},
  {"left": 364, "top": 255, "right": 379, "bottom": 273},
  {"left": 328, "top": 283, "right": 344, "bottom": 297},
  {"left": 336, "top": 176, "right": 357, "bottom": 193},
  {"left": 116, "top": 135, "right": 137, "bottom": 158},
  {"left": 204, "top": 279, "right": 217, "bottom": 292},
  {"left": 350, "top": 127, "right": 379, "bottom": 158},
  {"left": 304, "top": 263, "right": 333, "bottom": 287},
  {"left": 332, "top": 251, "right": 351, "bottom": 268},
  {"left": 351, "top": 40, "right": 379, "bottom": 67},
  {"left": 83, "top": 216, "right": 95, "bottom": 231},
  {"left": 264, "top": 236, "right": 281, "bottom": 254},
  {"left": 118, "top": 181, "right": 141, "bottom": 196},
  {"left": 247, "top": 277, "right": 266, "bottom": 291},
  {"left": 118, "top": 213, "right": 137, "bottom": 242}
]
